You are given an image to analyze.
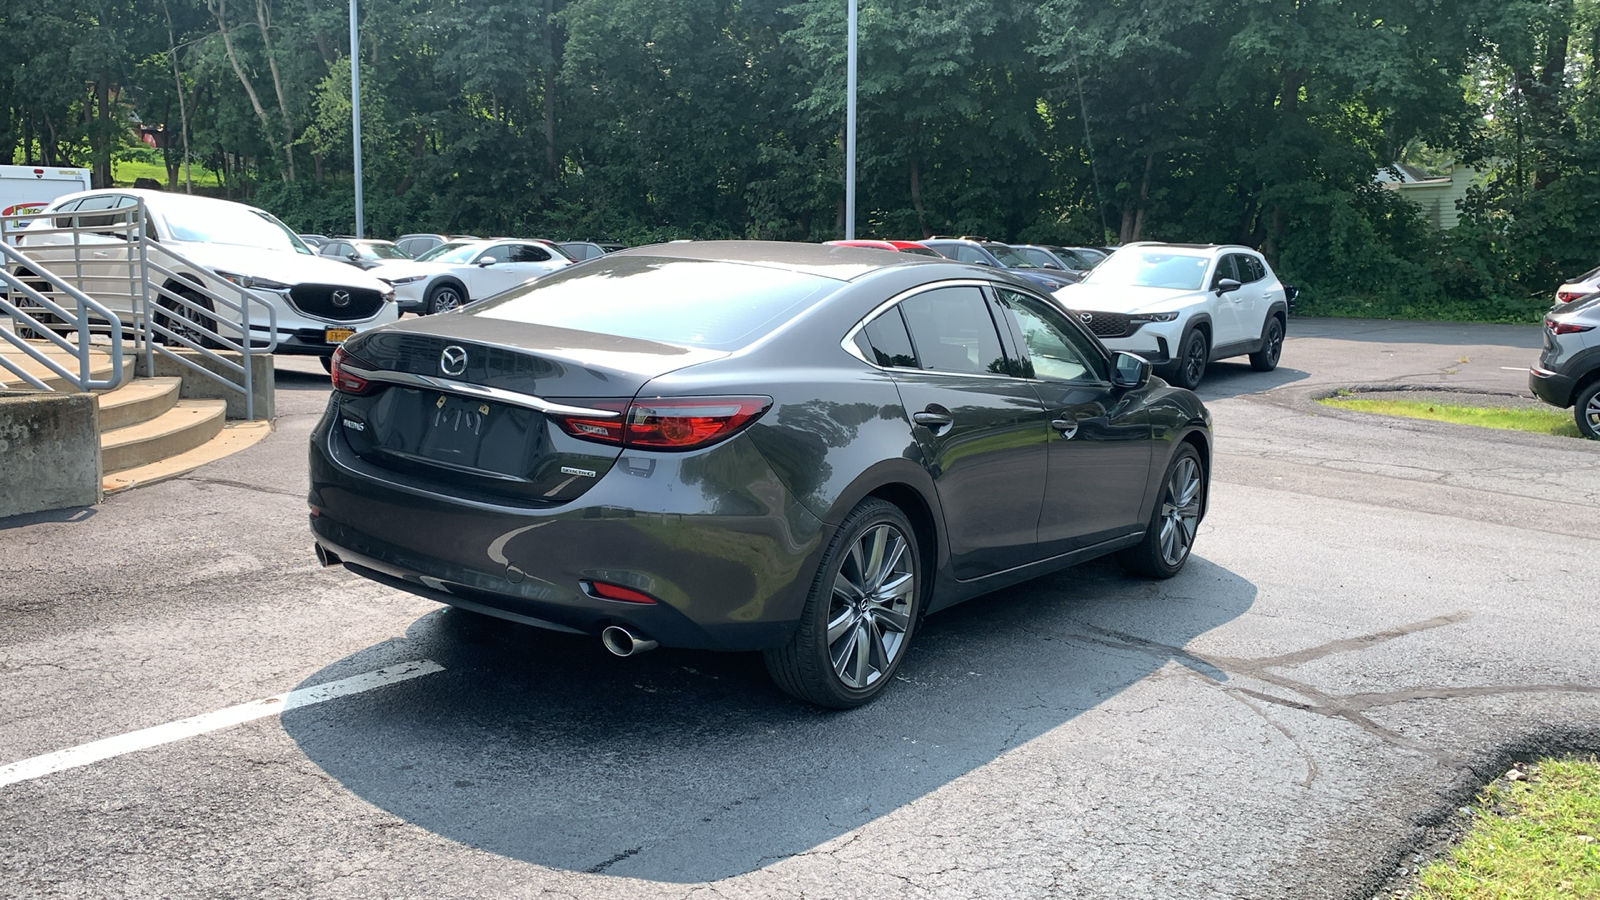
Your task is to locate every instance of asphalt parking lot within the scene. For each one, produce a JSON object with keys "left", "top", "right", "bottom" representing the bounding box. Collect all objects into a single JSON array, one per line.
[{"left": 2, "top": 318, "right": 1596, "bottom": 899}]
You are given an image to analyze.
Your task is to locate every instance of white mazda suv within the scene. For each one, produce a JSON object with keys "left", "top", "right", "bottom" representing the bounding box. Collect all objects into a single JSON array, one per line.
[
  {"left": 1052, "top": 243, "right": 1289, "bottom": 389},
  {"left": 12, "top": 189, "right": 398, "bottom": 361}
]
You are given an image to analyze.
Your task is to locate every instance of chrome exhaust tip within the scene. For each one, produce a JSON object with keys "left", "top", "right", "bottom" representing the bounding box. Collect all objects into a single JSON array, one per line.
[
  {"left": 601, "top": 625, "right": 658, "bottom": 657},
  {"left": 315, "top": 544, "right": 342, "bottom": 568}
]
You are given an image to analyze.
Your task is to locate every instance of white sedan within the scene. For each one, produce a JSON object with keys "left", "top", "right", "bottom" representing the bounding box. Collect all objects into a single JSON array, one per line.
[{"left": 372, "top": 239, "right": 571, "bottom": 314}]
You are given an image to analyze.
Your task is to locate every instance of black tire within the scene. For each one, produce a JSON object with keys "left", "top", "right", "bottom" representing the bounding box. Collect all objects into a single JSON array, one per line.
[
  {"left": 426, "top": 282, "right": 466, "bottom": 315},
  {"left": 1170, "top": 327, "right": 1209, "bottom": 390},
  {"left": 13, "top": 275, "right": 60, "bottom": 340},
  {"left": 764, "top": 498, "right": 923, "bottom": 709},
  {"left": 1117, "top": 444, "right": 1206, "bottom": 579},
  {"left": 155, "top": 286, "right": 220, "bottom": 349},
  {"left": 1576, "top": 378, "right": 1600, "bottom": 440},
  {"left": 1249, "top": 315, "right": 1284, "bottom": 372}
]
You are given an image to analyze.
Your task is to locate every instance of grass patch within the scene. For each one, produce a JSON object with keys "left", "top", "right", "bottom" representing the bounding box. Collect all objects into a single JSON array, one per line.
[
  {"left": 1414, "top": 757, "right": 1600, "bottom": 899},
  {"left": 112, "top": 158, "right": 221, "bottom": 188},
  {"left": 1318, "top": 396, "right": 1581, "bottom": 438}
]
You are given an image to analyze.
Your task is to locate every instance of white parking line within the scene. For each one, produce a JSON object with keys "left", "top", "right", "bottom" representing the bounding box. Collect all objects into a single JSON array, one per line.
[{"left": 0, "top": 659, "right": 444, "bottom": 789}]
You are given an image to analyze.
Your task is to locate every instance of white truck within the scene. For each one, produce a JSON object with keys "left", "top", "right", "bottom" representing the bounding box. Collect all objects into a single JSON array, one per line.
[{"left": 1, "top": 165, "right": 93, "bottom": 242}]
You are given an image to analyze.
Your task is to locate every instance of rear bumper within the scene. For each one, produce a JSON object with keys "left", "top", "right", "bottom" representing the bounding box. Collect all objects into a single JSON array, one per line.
[
  {"left": 1529, "top": 366, "right": 1576, "bottom": 408},
  {"left": 308, "top": 410, "right": 828, "bottom": 651}
]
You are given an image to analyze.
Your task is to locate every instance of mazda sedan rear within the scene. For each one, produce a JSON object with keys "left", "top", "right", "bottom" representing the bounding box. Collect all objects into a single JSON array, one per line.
[{"left": 309, "top": 242, "right": 1212, "bottom": 707}]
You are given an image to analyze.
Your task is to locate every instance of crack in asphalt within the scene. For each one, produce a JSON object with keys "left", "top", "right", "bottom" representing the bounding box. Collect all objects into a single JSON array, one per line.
[
  {"left": 1068, "top": 613, "right": 1600, "bottom": 774},
  {"left": 179, "top": 476, "right": 305, "bottom": 499}
]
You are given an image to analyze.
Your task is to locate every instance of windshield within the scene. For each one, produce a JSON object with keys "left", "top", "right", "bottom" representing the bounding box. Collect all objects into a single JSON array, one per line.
[
  {"left": 166, "top": 202, "right": 311, "bottom": 254},
  {"left": 899, "top": 246, "right": 940, "bottom": 257},
  {"left": 1016, "top": 247, "right": 1059, "bottom": 268},
  {"left": 359, "top": 242, "right": 410, "bottom": 260},
  {"left": 415, "top": 241, "right": 483, "bottom": 264},
  {"left": 983, "top": 243, "right": 1039, "bottom": 268},
  {"left": 472, "top": 257, "right": 841, "bottom": 350},
  {"left": 1083, "top": 249, "right": 1211, "bottom": 290}
]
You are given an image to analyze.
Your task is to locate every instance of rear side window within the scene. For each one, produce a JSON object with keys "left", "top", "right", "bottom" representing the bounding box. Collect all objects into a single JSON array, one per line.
[
  {"left": 509, "top": 244, "right": 551, "bottom": 263},
  {"left": 471, "top": 256, "right": 842, "bottom": 350},
  {"left": 853, "top": 307, "right": 919, "bottom": 368},
  {"left": 897, "top": 286, "right": 1009, "bottom": 376}
]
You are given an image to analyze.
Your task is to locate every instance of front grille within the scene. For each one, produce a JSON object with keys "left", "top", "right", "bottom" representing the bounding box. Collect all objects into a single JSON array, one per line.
[
  {"left": 1071, "top": 310, "right": 1133, "bottom": 339},
  {"left": 289, "top": 283, "right": 385, "bottom": 321}
]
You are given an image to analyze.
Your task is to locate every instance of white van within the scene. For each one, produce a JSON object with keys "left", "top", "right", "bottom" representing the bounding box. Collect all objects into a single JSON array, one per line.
[{"left": 0, "top": 165, "right": 92, "bottom": 241}]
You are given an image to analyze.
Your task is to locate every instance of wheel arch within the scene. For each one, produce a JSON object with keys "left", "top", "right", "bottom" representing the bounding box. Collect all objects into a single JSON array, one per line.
[{"left": 820, "top": 460, "right": 948, "bottom": 581}]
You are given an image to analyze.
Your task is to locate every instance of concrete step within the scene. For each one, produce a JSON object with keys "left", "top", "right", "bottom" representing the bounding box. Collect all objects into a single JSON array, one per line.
[
  {"left": 101, "top": 399, "right": 226, "bottom": 474},
  {"left": 103, "top": 420, "right": 273, "bottom": 494},
  {"left": 97, "top": 377, "right": 181, "bottom": 431},
  {"left": 0, "top": 338, "right": 133, "bottom": 392}
]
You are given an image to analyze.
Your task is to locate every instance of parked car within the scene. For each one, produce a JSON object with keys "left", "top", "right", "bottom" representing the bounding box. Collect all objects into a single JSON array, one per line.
[
  {"left": 1053, "top": 242, "right": 1289, "bottom": 389},
  {"left": 826, "top": 239, "right": 942, "bottom": 257},
  {"left": 319, "top": 238, "right": 412, "bottom": 270},
  {"left": 1044, "top": 245, "right": 1106, "bottom": 270},
  {"left": 298, "top": 233, "right": 331, "bottom": 250},
  {"left": 1530, "top": 291, "right": 1600, "bottom": 439},
  {"left": 921, "top": 238, "right": 1076, "bottom": 292},
  {"left": 1068, "top": 246, "right": 1111, "bottom": 265},
  {"left": 1012, "top": 245, "right": 1091, "bottom": 282},
  {"left": 394, "top": 233, "right": 481, "bottom": 258},
  {"left": 1555, "top": 265, "right": 1600, "bottom": 305},
  {"left": 309, "top": 241, "right": 1213, "bottom": 708},
  {"left": 558, "top": 241, "right": 607, "bottom": 261},
  {"left": 11, "top": 189, "right": 397, "bottom": 361},
  {"left": 369, "top": 238, "right": 570, "bottom": 314}
]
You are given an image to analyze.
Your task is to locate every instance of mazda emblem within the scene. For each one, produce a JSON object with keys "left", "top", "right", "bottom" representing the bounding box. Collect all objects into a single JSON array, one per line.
[
  {"left": 331, "top": 289, "right": 352, "bottom": 308},
  {"left": 440, "top": 345, "right": 468, "bottom": 376},
  {"left": 1079, "top": 312, "right": 1093, "bottom": 324}
]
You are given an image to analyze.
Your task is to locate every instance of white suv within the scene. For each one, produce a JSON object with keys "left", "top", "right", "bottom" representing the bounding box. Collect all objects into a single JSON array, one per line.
[
  {"left": 1052, "top": 243, "right": 1289, "bottom": 389},
  {"left": 13, "top": 189, "right": 398, "bottom": 361}
]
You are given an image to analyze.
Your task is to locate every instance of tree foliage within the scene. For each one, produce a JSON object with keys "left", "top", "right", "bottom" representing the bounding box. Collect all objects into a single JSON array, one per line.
[{"left": 5, "top": 0, "right": 1598, "bottom": 317}]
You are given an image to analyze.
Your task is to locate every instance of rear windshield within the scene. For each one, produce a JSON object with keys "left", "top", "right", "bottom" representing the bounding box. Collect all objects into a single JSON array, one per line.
[{"left": 470, "top": 256, "right": 842, "bottom": 349}]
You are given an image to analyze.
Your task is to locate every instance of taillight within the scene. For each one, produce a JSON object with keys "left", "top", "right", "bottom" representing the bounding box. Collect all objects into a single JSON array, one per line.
[
  {"left": 329, "top": 346, "right": 379, "bottom": 395},
  {"left": 1551, "top": 320, "right": 1595, "bottom": 335},
  {"left": 1557, "top": 291, "right": 1585, "bottom": 303},
  {"left": 551, "top": 395, "right": 771, "bottom": 451}
]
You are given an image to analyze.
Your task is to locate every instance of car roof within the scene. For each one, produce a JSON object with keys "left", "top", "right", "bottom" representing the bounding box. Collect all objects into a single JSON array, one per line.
[
  {"left": 1121, "top": 241, "right": 1260, "bottom": 254},
  {"left": 612, "top": 240, "right": 941, "bottom": 281}
]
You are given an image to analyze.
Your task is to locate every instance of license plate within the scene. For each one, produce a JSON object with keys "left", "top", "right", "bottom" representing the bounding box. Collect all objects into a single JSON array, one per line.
[{"left": 326, "top": 327, "right": 355, "bottom": 344}]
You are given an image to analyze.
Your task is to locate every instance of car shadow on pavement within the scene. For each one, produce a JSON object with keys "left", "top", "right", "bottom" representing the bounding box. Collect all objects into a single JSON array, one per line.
[
  {"left": 1192, "top": 362, "right": 1309, "bottom": 401},
  {"left": 282, "top": 555, "right": 1254, "bottom": 883}
]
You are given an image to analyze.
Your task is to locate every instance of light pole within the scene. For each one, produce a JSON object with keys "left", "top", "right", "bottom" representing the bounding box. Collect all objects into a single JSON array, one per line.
[
  {"left": 845, "top": 0, "right": 857, "bottom": 240},
  {"left": 349, "top": 0, "right": 365, "bottom": 238}
]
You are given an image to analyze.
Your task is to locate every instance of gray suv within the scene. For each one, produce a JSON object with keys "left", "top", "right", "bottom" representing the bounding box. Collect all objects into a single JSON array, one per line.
[{"left": 1530, "top": 292, "right": 1600, "bottom": 439}]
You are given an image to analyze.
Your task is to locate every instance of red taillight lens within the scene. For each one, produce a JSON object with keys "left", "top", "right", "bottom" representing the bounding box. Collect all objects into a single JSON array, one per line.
[
  {"left": 1557, "top": 291, "right": 1585, "bottom": 303},
  {"left": 583, "top": 581, "right": 658, "bottom": 604},
  {"left": 1551, "top": 320, "right": 1595, "bottom": 335},
  {"left": 329, "top": 346, "right": 378, "bottom": 395},
  {"left": 551, "top": 396, "right": 771, "bottom": 451},
  {"left": 624, "top": 396, "right": 772, "bottom": 449}
]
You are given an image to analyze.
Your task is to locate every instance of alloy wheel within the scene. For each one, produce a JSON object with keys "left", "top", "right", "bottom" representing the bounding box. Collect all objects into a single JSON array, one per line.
[
  {"left": 431, "top": 287, "right": 463, "bottom": 314},
  {"left": 1158, "top": 455, "right": 1203, "bottom": 567},
  {"left": 1582, "top": 388, "right": 1600, "bottom": 439},
  {"left": 1182, "top": 333, "right": 1208, "bottom": 387},
  {"left": 826, "top": 522, "right": 916, "bottom": 689}
]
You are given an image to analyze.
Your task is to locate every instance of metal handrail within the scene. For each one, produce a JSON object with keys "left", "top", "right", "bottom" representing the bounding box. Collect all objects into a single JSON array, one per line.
[
  {"left": 0, "top": 241, "right": 124, "bottom": 391},
  {"left": 2, "top": 201, "right": 278, "bottom": 419}
]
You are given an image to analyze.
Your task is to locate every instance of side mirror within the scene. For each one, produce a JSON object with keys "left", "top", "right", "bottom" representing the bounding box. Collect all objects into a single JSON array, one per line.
[
  {"left": 1215, "top": 278, "right": 1242, "bottom": 294},
  {"left": 478, "top": 257, "right": 499, "bottom": 267},
  {"left": 347, "top": 252, "right": 360, "bottom": 260},
  {"left": 1111, "top": 351, "right": 1152, "bottom": 389}
]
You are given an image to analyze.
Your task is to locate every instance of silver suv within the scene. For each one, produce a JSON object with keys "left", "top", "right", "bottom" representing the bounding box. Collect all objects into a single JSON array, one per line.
[
  {"left": 1530, "top": 292, "right": 1600, "bottom": 439},
  {"left": 1052, "top": 243, "right": 1289, "bottom": 389}
]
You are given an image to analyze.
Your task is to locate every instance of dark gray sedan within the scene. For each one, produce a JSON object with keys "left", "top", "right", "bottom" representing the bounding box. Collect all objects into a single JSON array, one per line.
[{"left": 309, "top": 242, "right": 1212, "bottom": 707}]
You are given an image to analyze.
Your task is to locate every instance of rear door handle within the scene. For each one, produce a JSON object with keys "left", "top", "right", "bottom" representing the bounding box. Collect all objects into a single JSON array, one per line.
[{"left": 913, "top": 410, "right": 953, "bottom": 427}]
